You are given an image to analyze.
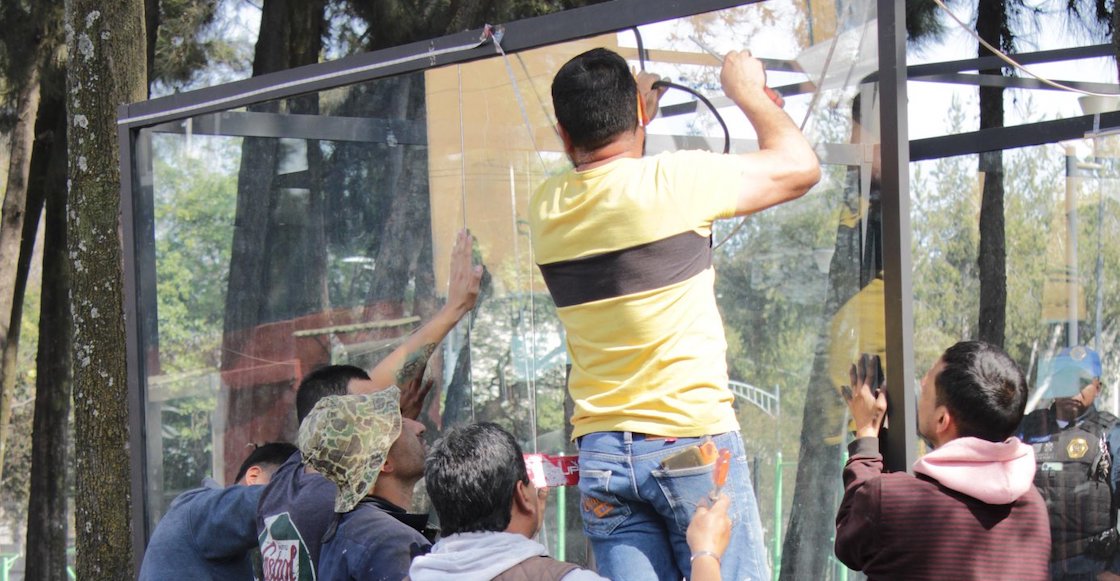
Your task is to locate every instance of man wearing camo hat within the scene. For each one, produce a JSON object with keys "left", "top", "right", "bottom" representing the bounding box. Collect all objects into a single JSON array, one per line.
[{"left": 298, "top": 387, "right": 432, "bottom": 581}]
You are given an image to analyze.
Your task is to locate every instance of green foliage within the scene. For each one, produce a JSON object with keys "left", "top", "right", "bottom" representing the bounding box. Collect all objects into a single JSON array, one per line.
[
  {"left": 160, "top": 394, "right": 216, "bottom": 492},
  {"left": 151, "top": 0, "right": 253, "bottom": 93},
  {"left": 152, "top": 135, "right": 238, "bottom": 373}
]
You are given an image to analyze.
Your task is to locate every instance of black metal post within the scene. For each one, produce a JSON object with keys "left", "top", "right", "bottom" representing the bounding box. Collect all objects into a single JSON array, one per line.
[{"left": 877, "top": 0, "right": 917, "bottom": 471}]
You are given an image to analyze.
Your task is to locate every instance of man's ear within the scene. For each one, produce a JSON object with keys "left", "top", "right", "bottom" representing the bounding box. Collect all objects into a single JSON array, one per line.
[
  {"left": 936, "top": 405, "right": 954, "bottom": 437},
  {"left": 513, "top": 480, "right": 534, "bottom": 515},
  {"left": 243, "top": 465, "right": 264, "bottom": 485},
  {"left": 380, "top": 456, "right": 396, "bottom": 476},
  {"left": 557, "top": 124, "right": 574, "bottom": 155}
]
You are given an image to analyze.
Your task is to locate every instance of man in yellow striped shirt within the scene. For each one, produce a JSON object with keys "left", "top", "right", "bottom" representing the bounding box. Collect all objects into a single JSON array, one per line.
[{"left": 530, "top": 47, "right": 819, "bottom": 581}]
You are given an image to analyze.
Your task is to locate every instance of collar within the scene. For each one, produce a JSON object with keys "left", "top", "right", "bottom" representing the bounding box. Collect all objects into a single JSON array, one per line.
[{"left": 362, "top": 496, "right": 431, "bottom": 537}]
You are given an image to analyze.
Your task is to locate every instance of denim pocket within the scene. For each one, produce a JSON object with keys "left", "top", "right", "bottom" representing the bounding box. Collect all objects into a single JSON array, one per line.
[
  {"left": 578, "top": 468, "right": 630, "bottom": 537},
  {"left": 650, "top": 462, "right": 716, "bottom": 533}
]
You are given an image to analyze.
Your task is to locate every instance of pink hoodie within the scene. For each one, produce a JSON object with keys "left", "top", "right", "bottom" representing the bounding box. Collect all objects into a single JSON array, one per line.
[{"left": 912, "top": 436, "right": 1037, "bottom": 505}]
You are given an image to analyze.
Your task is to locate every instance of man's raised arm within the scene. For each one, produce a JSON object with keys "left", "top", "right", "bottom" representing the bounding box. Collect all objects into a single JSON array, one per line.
[
  {"left": 353, "top": 229, "right": 482, "bottom": 396},
  {"left": 720, "top": 50, "right": 821, "bottom": 216}
]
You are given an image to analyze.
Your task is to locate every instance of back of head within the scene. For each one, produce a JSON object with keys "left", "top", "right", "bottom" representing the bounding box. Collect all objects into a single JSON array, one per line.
[
  {"left": 296, "top": 364, "right": 370, "bottom": 424},
  {"left": 235, "top": 441, "right": 298, "bottom": 483},
  {"left": 424, "top": 422, "right": 528, "bottom": 536},
  {"left": 935, "top": 341, "right": 1028, "bottom": 442},
  {"left": 551, "top": 48, "right": 639, "bottom": 151}
]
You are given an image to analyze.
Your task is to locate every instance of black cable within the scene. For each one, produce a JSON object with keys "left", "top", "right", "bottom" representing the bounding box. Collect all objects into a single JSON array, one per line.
[
  {"left": 632, "top": 27, "right": 647, "bottom": 71},
  {"left": 650, "top": 80, "right": 731, "bottom": 155}
]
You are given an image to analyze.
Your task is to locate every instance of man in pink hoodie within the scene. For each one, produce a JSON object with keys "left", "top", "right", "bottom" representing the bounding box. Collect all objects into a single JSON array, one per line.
[{"left": 835, "top": 341, "right": 1050, "bottom": 580}]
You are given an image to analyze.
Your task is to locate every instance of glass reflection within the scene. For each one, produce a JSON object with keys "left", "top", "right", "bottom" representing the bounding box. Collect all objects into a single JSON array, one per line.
[{"left": 137, "top": 2, "right": 881, "bottom": 577}]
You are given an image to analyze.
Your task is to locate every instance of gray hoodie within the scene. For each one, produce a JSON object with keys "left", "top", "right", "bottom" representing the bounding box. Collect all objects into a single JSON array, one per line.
[{"left": 408, "top": 531, "right": 606, "bottom": 581}]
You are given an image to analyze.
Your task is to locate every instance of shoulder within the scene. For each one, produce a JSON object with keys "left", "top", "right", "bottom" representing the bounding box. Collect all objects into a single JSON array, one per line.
[
  {"left": 559, "top": 565, "right": 610, "bottom": 581},
  {"left": 875, "top": 472, "right": 946, "bottom": 502},
  {"left": 340, "top": 505, "right": 426, "bottom": 543},
  {"left": 1018, "top": 409, "right": 1051, "bottom": 437}
]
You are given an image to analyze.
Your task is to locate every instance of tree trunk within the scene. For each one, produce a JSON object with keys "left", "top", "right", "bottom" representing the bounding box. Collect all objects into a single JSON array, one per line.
[
  {"left": 24, "top": 94, "right": 70, "bottom": 581},
  {"left": 219, "top": 0, "right": 326, "bottom": 482},
  {"left": 367, "top": 74, "right": 431, "bottom": 307},
  {"left": 145, "top": 0, "right": 159, "bottom": 94},
  {"left": 222, "top": 0, "right": 326, "bottom": 359},
  {"left": 66, "top": 0, "right": 147, "bottom": 577},
  {"left": 976, "top": 0, "right": 1007, "bottom": 347},
  {"left": 0, "top": 13, "right": 46, "bottom": 482}
]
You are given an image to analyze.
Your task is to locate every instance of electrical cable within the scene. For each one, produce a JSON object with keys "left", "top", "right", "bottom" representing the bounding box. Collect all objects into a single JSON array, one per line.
[
  {"left": 651, "top": 79, "right": 731, "bottom": 154},
  {"left": 931, "top": 0, "right": 1119, "bottom": 97},
  {"left": 634, "top": 26, "right": 648, "bottom": 71},
  {"left": 634, "top": 26, "right": 731, "bottom": 154}
]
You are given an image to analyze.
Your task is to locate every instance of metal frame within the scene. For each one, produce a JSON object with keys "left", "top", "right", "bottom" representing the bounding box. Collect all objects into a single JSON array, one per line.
[
  {"left": 877, "top": 0, "right": 917, "bottom": 470},
  {"left": 117, "top": 0, "right": 773, "bottom": 565},
  {"left": 117, "top": 0, "right": 762, "bottom": 129},
  {"left": 117, "top": 0, "right": 1120, "bottom": 570},
  {"left": 123, "top": 0, "right": 1120, "bottom": 568}
]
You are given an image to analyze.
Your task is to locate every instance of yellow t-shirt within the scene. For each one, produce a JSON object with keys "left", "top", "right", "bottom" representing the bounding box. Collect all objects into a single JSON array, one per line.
[{"left": 530, "top": 150, "right": 746, "bottom": 438}]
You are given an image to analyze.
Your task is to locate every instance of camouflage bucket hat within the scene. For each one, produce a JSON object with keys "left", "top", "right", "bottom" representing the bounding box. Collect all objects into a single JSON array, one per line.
[{"left": 298, "top": 387, "right": 402, "bottom": 513}]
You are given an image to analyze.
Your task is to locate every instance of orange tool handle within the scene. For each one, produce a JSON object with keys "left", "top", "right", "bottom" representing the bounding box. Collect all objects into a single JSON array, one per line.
[{"left": 708, "top": 448, "right": 732, "bottom": 504}]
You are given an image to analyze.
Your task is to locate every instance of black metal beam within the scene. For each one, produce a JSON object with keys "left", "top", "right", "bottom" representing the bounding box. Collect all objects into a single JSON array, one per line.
[
  {"left": 910, "top": 111, "right": 1120, "bottom": 161},
  {"left": 149, "top": 110, "right": 427, "bottom": 144},
  {"left": 119, "top": 107, "right": 151, "bottom": 573},
  {"left": 864, "top": 44, "right": 1113, "bottom": 83},
  {"left": 878, "top": 0, "right": 917, "bottom": 472},
  {"left": 119, "top": 0, "right": 761, "bottom": 129},
  {"left": 911, "top": 72, "right": 1119, "bottom": 94}
]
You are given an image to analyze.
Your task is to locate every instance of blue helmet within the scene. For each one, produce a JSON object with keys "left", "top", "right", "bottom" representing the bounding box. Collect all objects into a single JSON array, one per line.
[{"left": 1035, "top": 346, "right": 1102, "bottom": 400}]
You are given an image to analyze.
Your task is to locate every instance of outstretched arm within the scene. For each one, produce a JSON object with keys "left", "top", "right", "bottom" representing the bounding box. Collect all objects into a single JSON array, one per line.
[
  {"left": 687, "top": 494, "right": 731, "bottom": 581},
  {"left": 353, "top": 229, "right": 482, "bottom": 404},
  {"left": 835, "top": 353, "right": 888, "bottom": 570},
  {"left": 720, "top": 50, "right": 821, "bottom": 216}
]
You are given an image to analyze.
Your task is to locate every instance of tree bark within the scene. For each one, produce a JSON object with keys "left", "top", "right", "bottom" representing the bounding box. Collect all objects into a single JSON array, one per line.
[
  {"left": 0, "top": 8, "right": 46, "bottom": 482},
  {"left": 219, "top": 0, "right": 326, "bottom": 482},
  {"left": 66, "top": 0, "right": 147, "bottom": 577},
  {"left": 976, "top": 0, "right": 1007, "bottom": 347},
  {"left": 24, "top": 94, "right": 70, "bottom": 581}
]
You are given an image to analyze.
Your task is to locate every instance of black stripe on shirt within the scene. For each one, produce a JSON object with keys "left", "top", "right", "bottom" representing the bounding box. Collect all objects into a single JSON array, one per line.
[{"left": 538, "top": 231, "right": 712, "bottom": 308}]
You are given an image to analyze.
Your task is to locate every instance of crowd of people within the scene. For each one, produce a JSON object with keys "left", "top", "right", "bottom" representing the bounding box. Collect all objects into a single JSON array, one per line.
[{"left": 138, "top": 46, "right": 1120, "bottom": 581}]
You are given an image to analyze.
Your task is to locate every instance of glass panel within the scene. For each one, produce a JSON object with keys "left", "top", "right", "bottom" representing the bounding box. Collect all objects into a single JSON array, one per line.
[
  {"left": 912, "top": 130, "right": 1120, "bottom": 574},
  {"left": 135, "top": 1, "right": 880, "bottom": 576}
]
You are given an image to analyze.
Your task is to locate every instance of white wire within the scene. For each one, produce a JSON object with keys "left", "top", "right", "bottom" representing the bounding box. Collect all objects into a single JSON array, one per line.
[{"left": 931, "top": 0, "right": 1120, "bottom": 97}]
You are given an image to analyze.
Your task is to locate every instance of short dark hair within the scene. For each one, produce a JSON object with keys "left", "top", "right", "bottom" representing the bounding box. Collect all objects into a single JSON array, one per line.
[
  {"left": 935, "top": 341, "right": 1028, "bottom": 442},
  {"left": 424, "top": 422, "right": 529, "bottom": 536},
  {"left": 234, "top": 442, "right": 298, "bottom": 483},
  {"left": 296, "top": 364, "right": 370, "bottom": 424},
  {"left": 551, "top": 48, "right": 639, "bottom": 151}
]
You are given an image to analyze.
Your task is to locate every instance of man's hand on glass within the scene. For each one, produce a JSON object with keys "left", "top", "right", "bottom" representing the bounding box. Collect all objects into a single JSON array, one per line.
[
  {"left": 446, "top": 228, "right": 483, "bottom": 316},
  {"left": 842, "top": 353, "right": 888, "bottom": 439}
]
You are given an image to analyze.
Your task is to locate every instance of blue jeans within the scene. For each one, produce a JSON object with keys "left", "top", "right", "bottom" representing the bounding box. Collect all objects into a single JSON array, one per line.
[{"left": 577, "top": 431, "right": 769, "bottom": 581}]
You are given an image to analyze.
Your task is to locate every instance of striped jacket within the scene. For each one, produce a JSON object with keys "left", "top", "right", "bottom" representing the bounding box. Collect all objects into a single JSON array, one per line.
[{"left": 835, "top": 436, "right": 1050, "bottom": 580}]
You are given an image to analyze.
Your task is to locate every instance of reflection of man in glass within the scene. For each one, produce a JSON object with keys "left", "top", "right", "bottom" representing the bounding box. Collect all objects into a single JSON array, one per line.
[
  {"left": 1019, "top": 346, "right": 1120, "bottom": 580},
  {"left": 529, "top": 48, "right": 820, "bottom": 580}
]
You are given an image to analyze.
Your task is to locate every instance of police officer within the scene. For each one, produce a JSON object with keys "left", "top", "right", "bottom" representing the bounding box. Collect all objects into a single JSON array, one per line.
[{"left": 1020, "top": 346, "right": 1120, "bottom": 580}]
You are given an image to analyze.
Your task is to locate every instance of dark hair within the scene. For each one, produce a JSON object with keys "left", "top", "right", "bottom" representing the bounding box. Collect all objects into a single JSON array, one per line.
[
  {"left": 296, "top": 364, "right": 370, "bottom": 423},
  {"left": 234, "top": 442, "right": 298, "bottom": 483},
  {"left": 935, "top": 341, "right": 1028, "bottom": 442},
  {"left": 551, "top": 48, "right": 639, "bottom": 151},
  {"left": 424, "top": 422, "right": 529, "bottom": 535}
]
